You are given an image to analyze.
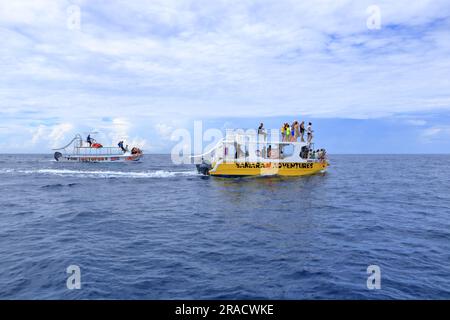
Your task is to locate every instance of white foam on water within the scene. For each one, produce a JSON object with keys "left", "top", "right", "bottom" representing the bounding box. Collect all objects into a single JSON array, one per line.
[
  {"left": 0, "top": 168, "right": 199, "bottom": 179},
  {"left": 0, "top": 169, "right": 15, "bottom": 174}
]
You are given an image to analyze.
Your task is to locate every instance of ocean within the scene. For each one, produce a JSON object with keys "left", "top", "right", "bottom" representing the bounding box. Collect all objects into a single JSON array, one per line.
[{"left": 0, "top": 154, "right": 449, "bottom": 299}]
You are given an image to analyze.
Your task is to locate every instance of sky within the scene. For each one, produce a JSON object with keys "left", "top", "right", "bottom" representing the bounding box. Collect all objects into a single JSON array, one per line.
[{"left": 0, "top": 0, "right": 450, "bottom": 153}]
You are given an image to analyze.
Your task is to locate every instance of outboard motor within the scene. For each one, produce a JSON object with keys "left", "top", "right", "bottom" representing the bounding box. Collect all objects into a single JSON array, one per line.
[
  {"left": 196, "top": 160, "right": 212, "bottom": 175},
  {"left": 54, "top": 152, "right": 63, "bottom": 161}
]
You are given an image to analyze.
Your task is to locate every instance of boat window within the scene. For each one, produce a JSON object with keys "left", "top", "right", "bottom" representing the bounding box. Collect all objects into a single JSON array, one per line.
[
  {"left": 300, "top": 146, "right": 309, "bottom": 159},
  {"left": 281, "top": 144, "right": 294, "bottom": 158},
  {"left": 265, "top": 148, "right": 280, "bottom": 159}
]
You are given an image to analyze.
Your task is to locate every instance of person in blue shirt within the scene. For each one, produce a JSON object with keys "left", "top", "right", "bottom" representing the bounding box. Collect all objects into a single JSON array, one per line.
[
  {"left": 87, "top": 134, "right": 93, "bottom": 147},
  {"left": 118, "top": 140, "right": 126, "bottom": 152}
]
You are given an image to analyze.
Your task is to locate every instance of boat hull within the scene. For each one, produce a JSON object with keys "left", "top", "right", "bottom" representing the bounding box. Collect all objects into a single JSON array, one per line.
[
  {"left": 55, "top": 154, "right": 143, "bottom": 162},
  {"left": 209, "top": 161, "right": 328, "bottom": 176}
]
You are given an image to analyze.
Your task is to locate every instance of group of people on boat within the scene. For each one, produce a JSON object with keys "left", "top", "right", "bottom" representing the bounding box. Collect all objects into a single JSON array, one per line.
[
  {"left": 253, "top": 144, "right": 326, "bottom": 161},
  {"left": 254, "top": 122, "right": 326, "bottom": 161},
  {"left": 118, "top": 141, "right": 142, "bottom": 155},
  {"left": 85, "top": 135, "right": 141, "bottom": 155},
  {"left": 280, "top": 121, "right": 313, "bottom": 143},
  {"left": 117, "top": 140, "right": 128, "bottom": 152},
  {"left": 86, "top": 134, "right": 103, "bottom": 148},
  {"left": 300, "top": 147, "right": 326, "bottom": 160},
  {"left": 257, "top": 121, "right": 314, "bottom": 143}
]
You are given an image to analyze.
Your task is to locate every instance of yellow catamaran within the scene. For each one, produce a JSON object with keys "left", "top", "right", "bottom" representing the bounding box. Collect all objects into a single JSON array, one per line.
[{"left": 194, "top": 130, "right": 328, "bottom": 177}]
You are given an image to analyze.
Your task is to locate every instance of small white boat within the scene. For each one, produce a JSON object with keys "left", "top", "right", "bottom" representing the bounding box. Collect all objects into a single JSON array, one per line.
[{"left": 53, "top": 134, "right": 143, "bottom": 162}]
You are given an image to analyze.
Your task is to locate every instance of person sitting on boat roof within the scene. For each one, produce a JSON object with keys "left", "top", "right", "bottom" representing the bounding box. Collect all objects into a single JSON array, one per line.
[
  {"left": 118, "top": 140, "right": 126, "bottom": 153},
  {"left": 87, "top": 134, "right": 93, "bottom": 147}
]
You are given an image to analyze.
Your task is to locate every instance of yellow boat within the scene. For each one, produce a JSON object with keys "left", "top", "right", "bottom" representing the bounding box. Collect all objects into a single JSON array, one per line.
[{"left": 194, "top": 131, "right": 328, "bottom": 177}]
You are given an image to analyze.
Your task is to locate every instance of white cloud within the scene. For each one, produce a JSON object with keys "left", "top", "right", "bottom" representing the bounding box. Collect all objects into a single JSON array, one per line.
[
  {"left": 49, "top": 123, "right": 74, "bottom": 147},
  {"left": 420, "top": 125, "right": 450, "bottom": 142},
  {"left": 405, "top": 119, "right": 427, "bottom": 126},
  {"left": 30, "top": 122, "right": 74, "bottom": 148},
  {"left": 31, "top": 125, "right": 48, "bottom": 144},
  {"left": 97, "top": 117, "right": 148, "bottom": 148},
  {"left": 0, "top": 0, "right": 450, "bottom": 152},
  {"left": 110, "top": 117, "right": 130, "bottom": 140},
  {"left": 155, "top": 123, "right": 174, "bottom": 140}
]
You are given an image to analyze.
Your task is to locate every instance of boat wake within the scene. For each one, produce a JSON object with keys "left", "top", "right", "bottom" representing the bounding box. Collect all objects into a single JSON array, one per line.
[{"left": 0, "top": 168, "right": 199, "bottom": 179}]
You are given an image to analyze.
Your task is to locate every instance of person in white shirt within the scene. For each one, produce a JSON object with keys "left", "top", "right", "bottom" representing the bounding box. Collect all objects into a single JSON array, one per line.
[{"left": 307, "top": 122, "right": 313, "bottom": 143}]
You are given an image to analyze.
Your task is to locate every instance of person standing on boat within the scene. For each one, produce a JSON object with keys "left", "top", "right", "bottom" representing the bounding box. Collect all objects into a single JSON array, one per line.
[
  {"left": 118, "top": 141, "right": 126, "bottom": 152},
  {"left": 316, "top": 149, "right": 322, "bottom": 160},
  {"left": 285, "top": 124, "right": 291, "bottom": 142},
  {"left": 291, "top": 122, "right": 297, "bottom": 142},
  {"left": 307, "top": 122, "right": 313, "bottom": 143},
  {"left": 280, "top": 124, "right": 286, "bottom": 142},
  {"left": 87, "top": 134, "right": 93, "bottom": 147},
  {"left": 258, "top": 123, "right": 267, "bottom": 141},
  {"left": 299, "top": 121, "right": 305, "bottom": 142},
  {"left": 294, "top": 121, "right": 300, "bottom": 142}
]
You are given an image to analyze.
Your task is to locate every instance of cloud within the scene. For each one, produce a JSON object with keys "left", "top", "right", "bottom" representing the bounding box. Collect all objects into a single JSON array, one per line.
[
  {"left": 421, "top": 125, "right": 450, "bottom": 141},
  {"left": 0, "top": 0, "right": 450, "bottom": 152},
  {"left": 405, "top": 119, "right": 427, "bottom": 126},
  {"left": 49, "top": 123, "right": 74, "bottom": 147},
  {"left": 155, "top": 123, "right": 174, "bottom": 140},
  {"left": 110, "top": 117, "right": 131, "bottom": 140},
  {"left": 99, "top": 117, "right": 147, "bottom": 148},
  {"left": 30, "top": 122, "right": 74, "bottom": 148}
]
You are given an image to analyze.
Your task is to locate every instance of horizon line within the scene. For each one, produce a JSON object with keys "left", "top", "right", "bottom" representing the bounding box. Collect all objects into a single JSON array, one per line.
[{"left": 1, "top": 153, "right": 450, "bottom": 156}]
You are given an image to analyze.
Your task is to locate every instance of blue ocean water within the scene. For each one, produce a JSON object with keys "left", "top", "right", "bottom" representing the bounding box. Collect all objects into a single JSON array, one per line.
[{"left": 0, "top": 154, "right": 449, "bottom": 299}]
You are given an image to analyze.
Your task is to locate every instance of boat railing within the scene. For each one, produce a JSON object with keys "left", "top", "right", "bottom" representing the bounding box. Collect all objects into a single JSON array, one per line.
[
  {"left": 73, "top": 147, "right": 125, "bottom": 156},
  {"left": 190, "top": 139, "right": 225, "bottom": 159},
  {"left": 53, "top": 134, "right": 83, "bottom": 151}
]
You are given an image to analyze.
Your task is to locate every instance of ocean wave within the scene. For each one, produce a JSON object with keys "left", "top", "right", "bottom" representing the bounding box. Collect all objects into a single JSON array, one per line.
[{"left": 0, "top": 168, "right": 199, "bottom": 179}]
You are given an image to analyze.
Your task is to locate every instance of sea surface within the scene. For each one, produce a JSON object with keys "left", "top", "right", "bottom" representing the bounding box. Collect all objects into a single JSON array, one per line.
[{"left": 0, "top": 154, "right": 449, "bottom": 299}]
